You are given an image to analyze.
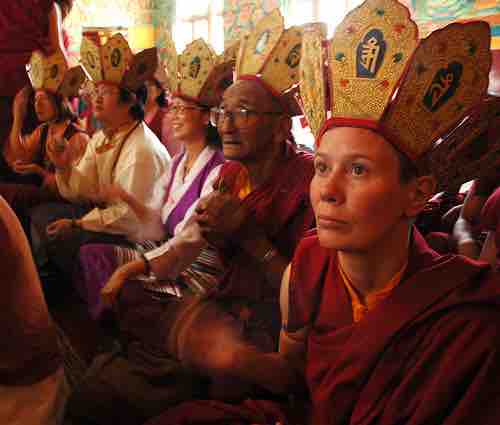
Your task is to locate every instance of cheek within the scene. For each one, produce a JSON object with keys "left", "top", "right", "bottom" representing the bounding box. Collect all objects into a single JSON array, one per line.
[{"left": 309, "top": 175, "right": 321, "bottom": 214}]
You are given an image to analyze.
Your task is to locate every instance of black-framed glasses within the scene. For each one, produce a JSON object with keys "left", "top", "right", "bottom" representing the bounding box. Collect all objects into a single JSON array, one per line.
[
  {"left": 167, "top": 105, "right": 205, "bottom": 115},
  {"left": 209, "top": 106, "right": 282, "bottom": 128}
]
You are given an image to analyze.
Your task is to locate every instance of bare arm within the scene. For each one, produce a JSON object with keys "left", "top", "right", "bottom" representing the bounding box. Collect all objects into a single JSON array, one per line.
[{"left": 46, "top": 3, "right": 69, "bottom": 63}]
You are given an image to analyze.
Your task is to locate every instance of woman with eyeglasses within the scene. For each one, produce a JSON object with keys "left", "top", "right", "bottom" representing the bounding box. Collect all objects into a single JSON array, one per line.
[{"left": 75, "top": 94, "right": 225, "bottom": 321}]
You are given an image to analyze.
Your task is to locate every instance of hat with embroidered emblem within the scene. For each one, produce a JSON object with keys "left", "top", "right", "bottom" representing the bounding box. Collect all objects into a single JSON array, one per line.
[
  {"left": 80, "top": 32, "right": 158, "bottom": 91},
  {"left": 300, "top": 0, "right": 494, "bottom": 189},
  {"left": 27, "top": 50, "right": 86, "bottom": 97}
]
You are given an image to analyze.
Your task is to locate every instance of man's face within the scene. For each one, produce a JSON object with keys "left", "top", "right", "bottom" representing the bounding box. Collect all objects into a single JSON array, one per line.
[
  {"left": 217, "top": 80, "right": 282, "bottom": 162},
  {"left": 94, "top": 83, "right": 124, "bottom": 122},
  {"left": 34, "top": 90, "right": 57, "bottom": 122},
  {"left": 310, "top": 127, "right": 415, "bottom": 253}
]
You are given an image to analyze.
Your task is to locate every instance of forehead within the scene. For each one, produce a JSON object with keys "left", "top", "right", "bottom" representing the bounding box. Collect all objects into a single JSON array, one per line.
[
  {"left": 222, "top": 79, "right": 275, "bottom": 109},
  {"left": 170, "top": 96, "right": 198, "bottom": 107},
  {"left": 319, "top": 127, "right": 398, "bottom": 163},
  {"left": 34, "top": 90, "right": 50, "bottom": 100},
  {"left": 96, "top": 83, "right": 120, "bottom": 94}
]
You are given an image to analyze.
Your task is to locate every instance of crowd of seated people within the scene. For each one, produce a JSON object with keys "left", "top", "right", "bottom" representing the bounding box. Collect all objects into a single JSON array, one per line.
[{"left": 1, "top": 1, "right": 500, "bottom": 425}]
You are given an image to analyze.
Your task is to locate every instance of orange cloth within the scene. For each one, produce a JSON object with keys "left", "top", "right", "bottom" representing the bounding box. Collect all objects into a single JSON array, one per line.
[{"left": 339, "top": 258, "right": 407, "bottom": 322}]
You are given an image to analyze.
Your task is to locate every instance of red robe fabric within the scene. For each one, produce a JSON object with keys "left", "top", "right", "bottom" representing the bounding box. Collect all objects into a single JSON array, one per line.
[
  {"left": 287, "top": 228, "right": 500, "bottom": 425},
  {"left": 210, "top": 142, "right": 315, "bottom": 351},
  {"left": 0, "top": 195, "right": 60, "bottom": 385},
  {"left": 481, "top": 186, "right": 500, "bottom": 265},
  {"left": 0, "top": 1, "right": 53, "bottom": 96}
]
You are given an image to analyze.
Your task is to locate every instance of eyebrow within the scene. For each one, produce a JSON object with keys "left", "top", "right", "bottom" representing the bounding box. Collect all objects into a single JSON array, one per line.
[{"left": 314, "top": 152, "right": 374, "bottom": 162}]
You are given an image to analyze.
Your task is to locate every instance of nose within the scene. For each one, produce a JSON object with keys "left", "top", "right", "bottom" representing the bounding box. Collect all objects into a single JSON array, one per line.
[
  {"left": 218, "top": 112, "right": 236, "bottom": 134},
  {"left": 320, "top": 168, "right": 345, "bottom": 205}
]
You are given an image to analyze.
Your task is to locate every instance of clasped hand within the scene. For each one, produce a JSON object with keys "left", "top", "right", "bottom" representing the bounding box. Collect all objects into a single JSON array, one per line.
[{"left": 195, "top": 191, "right": 250, "bottom": 244}]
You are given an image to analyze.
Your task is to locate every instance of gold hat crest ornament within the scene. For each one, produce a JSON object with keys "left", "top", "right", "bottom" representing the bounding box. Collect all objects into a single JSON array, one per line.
[
  {"left": 236, "top": 8, "right": 325, "bottom": 114},
  {"left": 80, "top": 33, "right": 158, "bottom": 91},
  {"left": 300, "top": 0, "right": 493, "bottom": 188},
  {"left": 161, "top": 32, "right": 238, "bottom": 107},
  {"left": 27, "top": 50, "right": 86, "bottom": 97}
]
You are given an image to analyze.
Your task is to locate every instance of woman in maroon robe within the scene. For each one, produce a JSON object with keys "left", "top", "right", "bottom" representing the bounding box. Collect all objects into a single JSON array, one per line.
[{"left": 0, "top": 0, "right": 72, "bottom": 175}]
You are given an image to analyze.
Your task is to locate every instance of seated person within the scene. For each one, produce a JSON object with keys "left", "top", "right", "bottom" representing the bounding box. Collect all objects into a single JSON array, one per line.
[
  {"left": 76, "top": 56, "right": 231, "bottom": 319},
  {"left": 145, "top": 4, "right": 500, "bottom": 424},
  {"left": 0, "top": 0, "right": 72, "bottom": 175},
  {"left": 0, "top": 52, "right": 88, "bottom": 219},
  {"left": 65, "top": 21, "right": 315, "bottom": 425},
  {"left": 0, "top": 194, "right": 68, "bottom": 425},
  {"left": 29, "top": 35, "right": 170, "bottom": 284}
]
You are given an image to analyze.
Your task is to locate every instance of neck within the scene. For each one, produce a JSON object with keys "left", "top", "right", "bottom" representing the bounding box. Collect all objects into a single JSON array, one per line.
[
  {"left": 245, "top": 139, "right": 284, "bottom": 188},
  {"left": 145, "top": 102, "right": 159, "bottom": 117},
  {"left": 184, "top": 136, "right": 207, "bottom": 164},
  {"left": 102, "top": 115, "right": 136, "bottom": 135},
  {"left": 338, "top": 222, "right": 411, "bottom": 298}
]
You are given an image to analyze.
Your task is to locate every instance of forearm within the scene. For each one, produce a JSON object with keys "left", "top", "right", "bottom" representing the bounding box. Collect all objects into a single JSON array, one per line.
[
  {"left": 118, "top": 258, "right": 148, "bottom": 281},
  {"left": 6, "top": 117, "right": 26, "bottom": 162},
  {"left": 47, "top": 3, "right": 67, "bottom": 55},
  {"left": 231, "top": 347, "right": 306, "bottom": 395}
]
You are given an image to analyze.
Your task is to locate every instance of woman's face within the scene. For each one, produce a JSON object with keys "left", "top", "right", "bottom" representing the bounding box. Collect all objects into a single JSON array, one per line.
[
  {"left": 167, "top": 97, "right": 208, "bottom": 143},
  {"left": 310, "top": 127, "right": 416, "bottom": 254},
  {"left": 34, "top": 90, "right": 57, "bottom": 122}
]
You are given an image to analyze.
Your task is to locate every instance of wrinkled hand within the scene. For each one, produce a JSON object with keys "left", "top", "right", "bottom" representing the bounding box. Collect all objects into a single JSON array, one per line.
[
  {"left": 13, "top": 86, "right": 31, "bottom": 118},
  {"left": 195, "top": 191, "right": 250, "bottom": 243},
  {"left": 12, "top": 161, "right": 46, "bottom": 177},
  {"left": 46, "top": 218, "right": 74, "bottom": 238},
  {"left": 101, "top": 269, "right": 128, "bottom": 306}
]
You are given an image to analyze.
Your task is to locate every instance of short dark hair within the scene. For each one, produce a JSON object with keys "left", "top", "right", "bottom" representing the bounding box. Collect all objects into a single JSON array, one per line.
[
  {"left": 119, "top": 85, "right": 146, "bottom": 121},
  {"left": 205, "top": 121, "right": 222, "bottom": 149},
  {"left": 396, "top": 148, "right": 419, "bottom": 184},
  {"left": 147, "top": 79, "right": 168, "bottom": 108}
]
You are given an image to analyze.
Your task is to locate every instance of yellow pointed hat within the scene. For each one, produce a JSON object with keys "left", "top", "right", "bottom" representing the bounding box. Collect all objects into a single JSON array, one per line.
[
  {"left": 300, "top": 0, "right": 492, "bottom": 171},
  {"left": 80, "top": 33, "right": 158, "bottom": 91},
  {"left": 27, "top": 50, "right": 86, "bottom": 97},
  {"left": 236, "top": 8, "right": 324, "bottom": 113},
  {"left": 161, "top": 34, "right": 237, "bottom": 107}
]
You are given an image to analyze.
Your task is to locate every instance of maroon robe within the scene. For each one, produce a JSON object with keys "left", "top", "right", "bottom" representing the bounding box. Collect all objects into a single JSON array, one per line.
[
  {"left": 0, "top": 1, "right": 53, "bottom": 96},
  {"left": 286, "top": 228, "right": 500, "bottom": 425},
  {"left": 0, "top": 195, "right": 60, "bottom": 385}
]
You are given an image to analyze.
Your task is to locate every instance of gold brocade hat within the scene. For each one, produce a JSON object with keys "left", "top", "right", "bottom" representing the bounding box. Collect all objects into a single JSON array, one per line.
[
  {"left": 161, "top": 34, "right": 237, "bottom": 107},
  {"left": 300, "top": 0, "right": 492, "bottom": 170},
  {"left": 27, "top": 50, "right": 86, "bottom": 97},
  {"left": 80, "top": 33, "right": 158, "bottom": 91},
  {"left": 236, "top": 8, "right": 324, "bottom": 114}
]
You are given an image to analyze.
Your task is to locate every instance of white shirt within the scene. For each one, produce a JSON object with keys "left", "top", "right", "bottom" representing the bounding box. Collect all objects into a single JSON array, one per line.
[{"left": 56, "top": 121, "right": 170, "bottom": 240}]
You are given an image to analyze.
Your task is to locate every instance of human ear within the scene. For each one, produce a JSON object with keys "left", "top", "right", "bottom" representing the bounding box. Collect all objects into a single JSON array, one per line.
[{"left": 405, "top": 175, "right": 437, "bottom": 218}]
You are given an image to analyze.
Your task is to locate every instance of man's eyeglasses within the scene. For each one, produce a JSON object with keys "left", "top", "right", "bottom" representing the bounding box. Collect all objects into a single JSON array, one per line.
[
  {"left": 167, "top": 105, "right": 205, "bottom": 115},
  {"left": 209, "top": 107, "right": 282, "bottom": 128}
]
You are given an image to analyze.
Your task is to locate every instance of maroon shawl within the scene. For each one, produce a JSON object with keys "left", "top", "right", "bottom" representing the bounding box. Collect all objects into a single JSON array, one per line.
[
  {"left": 213, "top": 142, "right": 315, "bottom": 303},
  {"left": 288, "top": 228, "right": 500, "bottom": 425},
  {"left": 0, "top": 1, "right": 53, "bottom": 96}
]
